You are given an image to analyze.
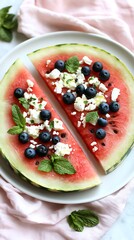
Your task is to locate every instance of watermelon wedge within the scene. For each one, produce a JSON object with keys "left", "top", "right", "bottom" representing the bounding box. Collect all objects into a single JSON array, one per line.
[
  {"left": 0, "top": 59, "right": 100, "bottom": 191},
  {"left": 28, "top": 43, "right": 134, "bottom": 173}
]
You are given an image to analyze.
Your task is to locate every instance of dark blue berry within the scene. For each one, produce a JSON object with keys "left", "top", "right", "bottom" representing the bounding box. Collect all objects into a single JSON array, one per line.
[
  {"left": 99, "top": 102, "right": 109, "bottom": 114},
  {"left": 97, "top": 118, "right": 108, "bottom": 127},
  {"left": 14, "top": 88, "right": 24, "bottom": 98},
  {"left": 24, "top": 148, "right": 36, "bottom": 159},
  {"left": 36, "top": 145, "right": 48, "bottom": 157},
  {"left": 39, "top": 131, "right": 51, "bottom": 143},
  {"left": 84, "top": 87, "right": 97, "bottom": 99},
  {"left": 18, "top": 132, "right": 29, "bottom": 144},
  {"left": 109, "top": 101, "right": 120, "bottom": 112},
  {"left": 40, "top": 110, "right": 51, "bottom": 121},
  {"left": 62, "top": 92, "right": 75, "bottom": 105},
  {"left": 52, "top": 136, "right": 60, "bottom": 145},
  {"left": 92, "top": 61, "right": 103, "bottom": 72},
  {"left": 99, "top": 69, "right": 110, "bottom": 81},
  {"left": 75, "top": 84, "right": 85, "bottom": 96},
  {"left": 95, "top": 128, "right": 106, "bottom": 139},
  {"left": 81, "top": 66, "right": 91, "bottom": 76},
  {"left": 55, "top": 60, "right": 65, "bottom": 72}
]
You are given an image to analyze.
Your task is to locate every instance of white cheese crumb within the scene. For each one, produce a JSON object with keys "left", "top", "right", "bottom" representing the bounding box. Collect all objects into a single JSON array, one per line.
[
  {"left": 53, "top": 118, "right": 64, "bottom": 130},
  {"left": 29, "top": 144, "right": 35, "bottom": 149},
  {"left": 88, "top": 76, "right": 100, "bottom": 87},
  {"left": 54, "top": 142, "right": 72, "bottom": 156},
  {"left": 111, "top": 88, "right": 120, "bottom": 101},
  {"left": 106, "top": 113, "right": 110, "bottom": 118},
  {"left": 99, "top": 83, "right": 108, "bottom": 93},
  {"left": 27, "top": 87, "right": 33, "bottom": 93},
  {"left": 92, "top": 146, "right": 98, "bottom": 152},
  {"left": 23, "top": 112, "right": 27, "bottom": 118},
  {"left": 74, "top": 97, "right": 85, "bottom": 112},
  {"left": 27, "top": 79, "right": 34, "bottom": 88},
  {"left": 71, "top": 111, "right": 77, "bottom": 115},
  {"left": 53, "top": 131, "right": 59, "bottom": 135},
  {"left": 79, "top": 56, "right": 92, "bottom": 65},
  {"left": 28, "top": 109, "right": 41, "bottom": 124},
  {"left": 25, "top": 125, "right": 40, "bottom": 139},
  {"left": 30, "top": 140, "right": 37, "bottom": 145},
  {"left": 46, "top": 59, "right": 51, "bottom": 66},
  {"left": 90, "top": 141, "right": 97, "bottom": 146},
  {"left": 45, "top": 69, "right": 61, "bottom": 79},
  {"left": 54, "top": 79, "right": 63, "bottom": 94},
  {"left": 85, "top": 103, "right": 96, "bottom": 111},
  {"left": 77, "top": 121, "right": 81, "bottom": 128},
  {"left": 49, "top": 145, "right": 54, "bottom": 150}
]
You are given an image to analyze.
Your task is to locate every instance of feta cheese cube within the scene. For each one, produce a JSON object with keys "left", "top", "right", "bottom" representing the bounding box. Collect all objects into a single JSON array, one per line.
[
  {"left": 111, "top": 88, "right": 120, "bottom": 101},
  {"left": 54, "top": 142, "right": 72, "bottom": 156}
]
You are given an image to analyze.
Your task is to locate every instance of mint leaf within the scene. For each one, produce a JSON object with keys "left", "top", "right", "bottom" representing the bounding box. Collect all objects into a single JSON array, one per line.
[
  {"left": 53, "top": 158, "right": 76, "bottom": 175},
  {"left": 38, "top": 160, "right": 52, "bottom": 172},
  {"left": 85, "top": 111, "right": 99, "bottom": 125},
  {"left": 67, "top": 209, "right": 99, "bottom": 232},
  {"left": 49, "top": 120, "right": 54, "bottom": 129},
  {"left": 19, "top": 97, "right": 30, "bottom": 110},
  {"left": 65, "top": 56, "right": 79, "bottom": 73},
  {"left": 0, "top": 6, "right": 11, "bottom": 26},
  {"left": 72, "top": 210, "right": 99, "bottom": 227},
  {"left": 67, "top": 214, "right": 84, "bottom": 232},
  {"left": 0, "top": 27, "right": 12, "bottom": 42},
  {"left": 3, "top": 14, "right": 18, "bottom": 30},
  {"left": 7, "top": 125, "right": 23, "bottom": 135},
  {"left": 12, "top": 104, "right": 26, "bottom": 128}
]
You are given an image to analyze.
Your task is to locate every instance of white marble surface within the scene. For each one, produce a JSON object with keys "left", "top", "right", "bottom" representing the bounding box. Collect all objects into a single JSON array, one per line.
[{"left": 0, "top": 1, "right": 134, "bottom": 239}]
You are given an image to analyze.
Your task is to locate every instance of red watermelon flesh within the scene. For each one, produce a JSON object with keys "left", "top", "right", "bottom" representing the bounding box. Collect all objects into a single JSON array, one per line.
[
  {"left": 28, "top": 44, "right": 134, "bottom": 173},
  {"left": 0, "top": 59, "right": 100, "bottom": 191}
]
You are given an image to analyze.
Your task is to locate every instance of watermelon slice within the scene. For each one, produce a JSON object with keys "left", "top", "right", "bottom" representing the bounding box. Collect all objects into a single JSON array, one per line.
[
  {"left": 0, "top": 59, "right": 100, "bottom": 191},
  {"left": 28, "top": 44, "right": 134, "bottom": 173}
]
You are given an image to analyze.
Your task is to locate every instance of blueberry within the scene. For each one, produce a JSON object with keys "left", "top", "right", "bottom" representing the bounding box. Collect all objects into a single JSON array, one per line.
[
  {"left": 36, "top": 145, "right": 48, "bottom": 157},
  {"left": 54, "top": 60, "right": 65, "bottom": 72},
  {"left": 99, "top": 69, "right": 110, "bottom": 81},
  {"left": 109, "top": 101, "right": 120, "bottom": 112},
  {"left": 40, "top": 110, "right": 51, "bottom": 121},
  {"left": 75, "top": 84, "right": 85, "bottom": 96},
  {"left": 14, "top": 88, "right": 24, "bottom": 98},
  {"left": 24, "top": 148, "right": 36, "bottom": 159},
  {"left": 39, "top": 131, "right": 51, "bottom": 143},
  {"left": 84, "top": 87, "right": 97, "bottom": 99},
  {"left": 99, "top": 102, "right": 109, "bottom": 114},
  {"left": 95, "top": 128, "right": 106, "bottom": 139},
  {"left": 81, "top": 66, "right": 91, "bottom": 76},
  {"left": 97, "top": 118, "right": 108, "bottom": 127},
  {"left": 62, "top": 92, "right": 75, "bottom": 105},
  {"left": 18, "top": 132, "right": 29, "bottom": 144},
  {"left": 92, "top": 61, "right": 103, "bottom": 72},
  {"left": 52, "top": 136, "right": 60, "bottom": 145}
]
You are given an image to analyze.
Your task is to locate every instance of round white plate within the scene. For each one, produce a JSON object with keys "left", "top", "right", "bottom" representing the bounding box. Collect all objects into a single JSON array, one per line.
[{"left": 0, "top": 31, "right": 134, "bottom": 204}]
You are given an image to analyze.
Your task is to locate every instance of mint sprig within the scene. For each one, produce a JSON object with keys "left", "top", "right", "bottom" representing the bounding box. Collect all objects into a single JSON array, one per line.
[
  {"left": 0, "top": 6, "right": 18, "bottom": 42},
  {"left": 19, "top": 97, "right": 30, "bottom": 110},
  {"left": 67, "top": 209, "right": 99, "bottom": 232},
  {"left": 38, "top": 154, "right": 76, "bottom": 175},
  {"left": 85, "top": 111, "right": 99, "bottom": 125},
  {"left": 7, "top": 104, "right": 26, "bottom": 135},
  {"left": 65, "top": 56, "right": 79, "bottom": 73}
]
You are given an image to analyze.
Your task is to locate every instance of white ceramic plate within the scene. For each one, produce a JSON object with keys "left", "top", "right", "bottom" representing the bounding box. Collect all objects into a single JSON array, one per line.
[{"left": 0, "top": 31, "right": 134, "bottom": 204}]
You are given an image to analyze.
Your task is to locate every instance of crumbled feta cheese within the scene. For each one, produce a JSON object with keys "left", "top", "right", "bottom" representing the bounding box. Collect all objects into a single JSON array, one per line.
[
  {"left": 90, "top": 141, "right": 97, "bottom": 146},
  {"left": 88, "top": 76, "right": 100, "bottom": 87},
  {"left": 79, "top": 56, "right": 92, "bottom": 65},
  {"left": 27, "top": 79, "right": 34, "bottom": 88},
  {"left": 94, "top": 93, "right": 106, "bottom": 106},
  {"left": 30, "top": 140, "right": 37, "bottom": 145},
  {"left": 111, "top": 88, "right": 120, "bottom": 101},
  {"left": 45, "top": 69, "right": 61, "bottom": 79},
  {"left": 27, "top": 87, "right": 33, "bottom": 93},
  {"left": 92, "top": 146, "right": 98, "bottom": 152},
  {"left": 61, "top": 72, "right": 76, "bottom": 90},
  {"left": 53, "top": 118, "right": 64, "bottom": 130},
  {"left": 49, "top": 145, "right": 54, "bottom": 150},
  {"left": 40, "top": 120, "right": 51, "bottom": 132},
  {"left": 54, "top": 79, "right": 64, "bottom": 94},
  {"left": 54, "top": 142, "right": 72, "bottom": 156},
  {"left": 29, "top": 144, "right": 35, "bottom": 148},
  {"left": 106, "top": 113, "right": 110, "bottom": 118},
  {"left": 28, "top": 109, "right": 41, "bottom": 124},
  {"left": 23, "top": 112, "right": 27, "bottom": 118},
  {"left": 53, "top": 131, "right": 59, "bottom": 135},
  {"left": 25, "top": 125, "right": 40, "bottom": 138},
  {"left": 71, "top": 111, "right": 77, "bottom": 115},
  {"left": 77, "top": 121, "right": 81, "bottom": 128},
  {"left": 99, "top": 83, "right": 108, "bottom": 93},
  {"left": 25, "top": 117, "right": 32, "bottom": 124},
  {"left": 75, "top": 68, "right": 85, "bottom": 85},
  {"left": 85, "top": 103, "right": 96, "bottom": 111},
  {"left": 46, "top": 59, "right": 51, "bottom": 66},
  {"left": 80, "top": 112, "right": 85, "bottom": 121},
  {"left": 74, "top": 97, "right": 85, "bottom": 112},
  {"left": 82, "top": 117, "right": 86, "bottom": 128}
]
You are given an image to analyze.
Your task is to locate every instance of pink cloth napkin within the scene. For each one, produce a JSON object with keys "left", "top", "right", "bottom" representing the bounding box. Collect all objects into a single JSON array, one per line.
[{"left": 1, "top": 0, "right": 134, "bottom": 239}]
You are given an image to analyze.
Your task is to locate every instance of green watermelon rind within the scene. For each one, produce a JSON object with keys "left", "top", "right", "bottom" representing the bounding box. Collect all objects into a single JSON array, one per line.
[
  {"left": 0, "top": 59, "right": 101, "bottom": 192},
  {"left": 28, "top": 43, "right": 134, "bottom": 173}
]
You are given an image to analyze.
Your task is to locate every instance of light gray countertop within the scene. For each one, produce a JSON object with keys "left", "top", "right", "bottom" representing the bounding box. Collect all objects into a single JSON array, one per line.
[{"left": 0, "top": 1, "right": 134, "bottom": 239}]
